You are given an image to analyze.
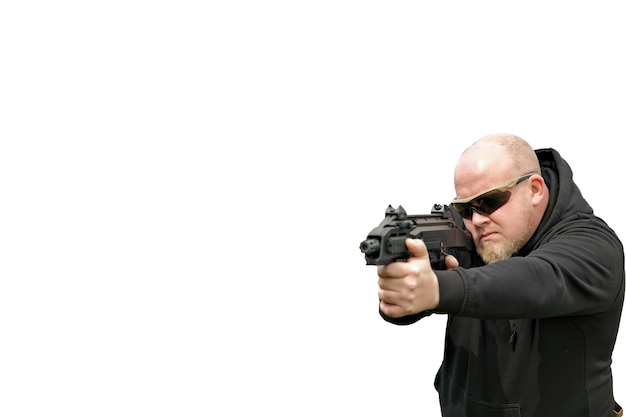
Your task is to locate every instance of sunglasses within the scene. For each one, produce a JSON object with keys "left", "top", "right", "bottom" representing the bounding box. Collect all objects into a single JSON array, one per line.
[{"left": 450, "top": 173, "right": 538, "bottom": 220}]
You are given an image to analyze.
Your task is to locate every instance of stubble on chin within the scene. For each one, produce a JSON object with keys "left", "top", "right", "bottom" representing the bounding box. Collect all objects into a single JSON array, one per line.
[
  {"left": 476, "top": 238, "right": 518, "bottom": 264},
  {"left": 475, "top": 224, "right": 533, "bottom": 264},
  {"left": 474, "top": 205, "right": 536, "bottom": 264}
]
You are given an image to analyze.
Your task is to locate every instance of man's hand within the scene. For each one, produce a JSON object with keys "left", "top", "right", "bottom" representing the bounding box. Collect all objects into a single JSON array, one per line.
[{"left": 377, "top": 238, "right": 444, "bottom": 318}]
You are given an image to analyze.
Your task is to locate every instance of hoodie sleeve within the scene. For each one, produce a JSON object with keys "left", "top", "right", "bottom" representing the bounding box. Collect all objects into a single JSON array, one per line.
[
  {"left": 379, "top": 308, "right": 433, "bottom": 325},
  {"left": 434, "top": 215, "right": 625, "bottom": 319}
]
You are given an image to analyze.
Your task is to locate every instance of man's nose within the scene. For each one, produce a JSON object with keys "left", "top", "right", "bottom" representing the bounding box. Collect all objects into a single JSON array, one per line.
[{"left": 469, "top": 208, "right": 490, "bottom": 224}]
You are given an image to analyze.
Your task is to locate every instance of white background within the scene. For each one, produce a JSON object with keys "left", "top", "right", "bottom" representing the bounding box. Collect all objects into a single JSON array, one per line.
[{"left": 1, "top": 1, "right": 625, "bottom": 416}]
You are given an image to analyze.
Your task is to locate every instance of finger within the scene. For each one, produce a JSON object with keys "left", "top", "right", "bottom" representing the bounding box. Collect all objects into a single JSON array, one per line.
[
  {"left": 379, "top": 299, "right": 408, "bottom": 318},
  {"left": 378, "top": 275, "right": 404, "bottom": 291},
  {"left": 377, "top": 262, "right": 408, "bottom": 279},
  {"left": 445, "top": 255, "right": 459, "bottom": 270},
  {"left": 405, "top": 238, "right": 428, "bottom": 259}
]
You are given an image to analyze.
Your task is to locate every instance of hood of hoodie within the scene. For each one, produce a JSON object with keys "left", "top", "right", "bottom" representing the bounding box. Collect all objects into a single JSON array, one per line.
[{"left": 520, "top": 148, "right": 594, "bottom": 255}]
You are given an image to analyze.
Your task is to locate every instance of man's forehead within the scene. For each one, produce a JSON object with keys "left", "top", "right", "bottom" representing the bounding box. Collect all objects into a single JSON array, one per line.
[
  {"left": 454, "top": 154, "right": 516, "bottom": 198},
  {"left": 456, "top": 149, "right": 512, "bottom": 179}
]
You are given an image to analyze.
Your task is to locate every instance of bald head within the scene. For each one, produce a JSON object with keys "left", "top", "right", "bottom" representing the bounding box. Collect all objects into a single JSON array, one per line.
[{"left": 454, "top": 134, "right": 541, "bottom": 195}]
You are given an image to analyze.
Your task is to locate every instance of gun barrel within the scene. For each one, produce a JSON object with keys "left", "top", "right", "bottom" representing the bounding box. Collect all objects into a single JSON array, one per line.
[{"left": 359, "top": 238, "right": 380, "bottom": 256}]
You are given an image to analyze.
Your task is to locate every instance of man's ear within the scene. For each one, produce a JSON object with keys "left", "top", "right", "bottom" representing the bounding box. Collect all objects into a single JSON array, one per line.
[{"left": 530, "top": 175, "right": 547, "bottom": 206}]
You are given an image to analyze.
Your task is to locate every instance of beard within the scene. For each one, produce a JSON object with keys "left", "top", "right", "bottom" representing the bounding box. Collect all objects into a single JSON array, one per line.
[
  {"left": 476, "top": 237, "right": 520, "bottom": 264},
  {"left": 474, "top": 211, "right": 534, "bottom": 264}
]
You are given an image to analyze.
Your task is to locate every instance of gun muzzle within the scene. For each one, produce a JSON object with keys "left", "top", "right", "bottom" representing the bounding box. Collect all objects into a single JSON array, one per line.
[{"left": 360, "top": 239, "right": 380, "bottom": 256}]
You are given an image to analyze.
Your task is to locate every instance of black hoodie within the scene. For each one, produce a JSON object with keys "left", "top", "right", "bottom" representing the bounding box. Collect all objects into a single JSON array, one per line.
[{"left": 382, "top": 149, "right": 625, "bottom": 416}]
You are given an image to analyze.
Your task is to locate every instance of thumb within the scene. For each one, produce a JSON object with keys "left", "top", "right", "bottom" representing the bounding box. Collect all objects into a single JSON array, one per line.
[{"left": 405, "top": 238, "right": 428, "bottom": 258}]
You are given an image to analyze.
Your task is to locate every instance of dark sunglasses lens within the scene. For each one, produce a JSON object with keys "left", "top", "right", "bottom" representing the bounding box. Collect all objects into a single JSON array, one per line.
[
  {"left": 451, "top": 203, "right": 473, "bottom": 219},
  {"left": 452, "top": 191, "right": 511, "bottom": 220},
  {"left": 479, "top": 192, "right": 511, "bottom": 213}
]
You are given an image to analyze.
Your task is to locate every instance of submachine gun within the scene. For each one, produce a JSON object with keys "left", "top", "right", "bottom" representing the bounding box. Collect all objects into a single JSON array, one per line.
[{"left": 359, "top": 204, "right": 481, "bottom": 269}]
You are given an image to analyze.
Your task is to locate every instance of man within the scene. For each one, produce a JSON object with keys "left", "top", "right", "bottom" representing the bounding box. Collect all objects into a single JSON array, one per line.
[{"left": 377, "top": 134, "right": 624, "bottom": 416}]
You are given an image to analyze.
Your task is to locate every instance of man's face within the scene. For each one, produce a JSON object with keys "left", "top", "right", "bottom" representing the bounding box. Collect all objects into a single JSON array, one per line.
[{"left": 454, "top": 174, "right": 536, "bottom": 264}]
